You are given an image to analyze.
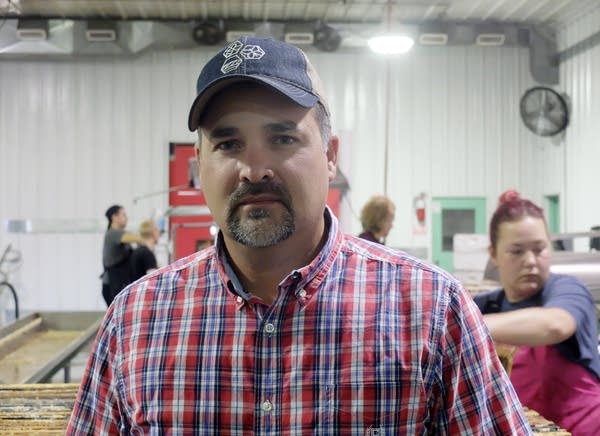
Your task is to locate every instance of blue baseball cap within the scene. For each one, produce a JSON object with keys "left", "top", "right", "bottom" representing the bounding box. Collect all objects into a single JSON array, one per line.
[{"left": 188, "top": 35, "right": 330, "bottom": 131}]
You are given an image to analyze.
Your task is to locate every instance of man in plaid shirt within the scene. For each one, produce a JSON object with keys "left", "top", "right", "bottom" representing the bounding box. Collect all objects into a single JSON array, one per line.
[{"left": 67, "top": 36, "right": 532, "bottom": 435}]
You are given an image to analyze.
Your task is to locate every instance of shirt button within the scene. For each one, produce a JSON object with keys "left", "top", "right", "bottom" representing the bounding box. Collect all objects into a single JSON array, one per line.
[
  {"left": 261, "top": 400, "right": 273, "bottom": 413},
  {"left": 264, "top": 323, "right": 275, "bottom": 334},
  {"left": 236, "top": 296, "right": 243, "bottom": 303},
  {"left": 297, "top": 288, "right": 307, "bottom": 298}
]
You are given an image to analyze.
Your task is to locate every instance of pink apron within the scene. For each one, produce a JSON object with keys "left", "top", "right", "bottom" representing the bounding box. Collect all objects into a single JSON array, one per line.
[{"left": 510, "top": 345, "right": 600, "bottom": 435}]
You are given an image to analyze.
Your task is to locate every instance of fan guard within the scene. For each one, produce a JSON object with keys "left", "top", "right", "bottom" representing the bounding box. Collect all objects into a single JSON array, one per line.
[{"left": 519, "top": 87, "right": 568, "bottom": 137}]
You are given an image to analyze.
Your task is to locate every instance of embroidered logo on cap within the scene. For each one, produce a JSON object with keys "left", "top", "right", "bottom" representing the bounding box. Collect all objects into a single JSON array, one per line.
[{"left": 221, "top": 41, "right": 266, "bottom": 74}]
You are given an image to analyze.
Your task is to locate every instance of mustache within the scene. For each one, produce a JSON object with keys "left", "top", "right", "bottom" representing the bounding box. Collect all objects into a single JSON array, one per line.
[{"left": 228, "top": 182, "right": 292, "bottom": 211}]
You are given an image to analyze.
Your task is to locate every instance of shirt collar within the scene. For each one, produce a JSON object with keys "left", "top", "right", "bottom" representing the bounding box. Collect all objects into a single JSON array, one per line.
[{"left": 214, "top": 206, "right": 342, "bottom": 306}]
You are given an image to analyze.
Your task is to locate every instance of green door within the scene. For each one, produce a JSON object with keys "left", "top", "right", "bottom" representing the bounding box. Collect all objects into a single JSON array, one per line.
[
  {"left": 545, "top": 195, "right": 563, "bottom": 250},
  {"left": 431, "top": 197, "right": 487, "bottom": 272},
  {"left": 545, "top": 195, "right": 560, "bottom": 234}
]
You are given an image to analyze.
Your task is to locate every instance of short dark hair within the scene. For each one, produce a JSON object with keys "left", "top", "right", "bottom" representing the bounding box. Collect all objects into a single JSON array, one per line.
[{"left": 105, "top": 205, "right": 123, "bottom": 230}]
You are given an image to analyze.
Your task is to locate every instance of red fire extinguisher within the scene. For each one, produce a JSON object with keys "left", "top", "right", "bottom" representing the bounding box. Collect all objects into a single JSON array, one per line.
[{"left": 414, "top": 193, "right": 426, "bottom": 225}]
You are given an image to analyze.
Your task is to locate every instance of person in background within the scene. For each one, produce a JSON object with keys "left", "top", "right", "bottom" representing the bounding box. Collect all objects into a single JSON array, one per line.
[
  {"left": 473, "top": 189, "right": 600, "bottom": 435},
  {"left": 67, "top": 36, "right": 530, "bottom": 434},
  {"left": 195, "top": 239, "right": 213, "bottom": 251},
  {"left": 358, "top": 194, "right": 395, "bottom": 244},
  {"left": 101, "top": 204, "right": 143, "bottom": 306},
  {"left": 130, "top": 220, "right": 160, "bottom": 282}
]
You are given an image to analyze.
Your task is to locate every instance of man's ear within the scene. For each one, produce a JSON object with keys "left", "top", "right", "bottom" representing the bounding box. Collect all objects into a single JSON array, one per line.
[
  {"left": 326, "top": 135, "right": 339, "bottom": 182},
  {"left": 194, "top": 137, "right": 201, "bottom": 160}
]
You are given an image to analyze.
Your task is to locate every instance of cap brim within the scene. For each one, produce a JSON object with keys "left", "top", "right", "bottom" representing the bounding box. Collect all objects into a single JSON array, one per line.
[{"left": 187, "top": 75, "right": 319, "bottom": 131}]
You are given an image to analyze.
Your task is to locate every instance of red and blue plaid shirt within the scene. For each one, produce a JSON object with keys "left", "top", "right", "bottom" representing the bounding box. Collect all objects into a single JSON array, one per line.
[{"left": 67, "top": 209, "right": 531, "bottom": 435}]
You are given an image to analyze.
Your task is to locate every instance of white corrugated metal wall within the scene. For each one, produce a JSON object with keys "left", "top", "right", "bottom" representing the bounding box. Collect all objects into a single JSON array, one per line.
[
  {"left": 0, "top": 42, "right": 571, "bottom": 312},
  {"left": 558, "top": 6, "right": 600, "bottom": 241},
  {"left": 316, "top": 45, "right": 563, "bottom": 250}
]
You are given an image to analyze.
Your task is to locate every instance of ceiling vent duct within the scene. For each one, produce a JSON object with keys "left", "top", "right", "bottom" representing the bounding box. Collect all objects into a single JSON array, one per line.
[
  {"left": 192, "top": 22, "right": 223, "bottom": 45},
  {"left": 313, "top": 22, "right": 341, "bottom": 52},
  {"left": 16, "top": 19, "right": 49, "bottom": 41},
  {"left": 284, "top": 23, "right": 314, "bottom": 45},
  {"left": 285, "top": 32, "right": 314, "bottom": 45},
  {"left": 85, "top": 20, "right": 117, "bottom": 42},
  {"left": 254, "top": 22, "right": 284, "bottom": 40},
  {"left": 418, "top": 33, "right": 448, "bottom": 45},
  {"left": 417, "top": 22, "right": 449, "bottom": 46},
  {"left": 476, "top": 33, "right": 505, "bottom": 46},
  {"left": 225, "top": 22, "right": 256, "bottom": 43},
  {"left": 225, "top": 30, "right": 256, "bottom": 42}
]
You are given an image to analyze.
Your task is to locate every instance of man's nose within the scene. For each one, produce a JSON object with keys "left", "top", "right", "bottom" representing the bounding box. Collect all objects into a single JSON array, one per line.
[{"left": 238, "top": 148, "right": 275, "bottom": 183}]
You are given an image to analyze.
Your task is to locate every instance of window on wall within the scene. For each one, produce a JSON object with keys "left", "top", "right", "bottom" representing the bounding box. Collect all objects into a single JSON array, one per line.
[{"left": 441, "top": 209, "right": 475, "bottom": 251}]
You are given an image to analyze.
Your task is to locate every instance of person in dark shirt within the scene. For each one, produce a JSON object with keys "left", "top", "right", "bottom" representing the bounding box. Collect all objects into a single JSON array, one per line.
[
  {"left": 102, "top": 204, "right": 143, "bottom": 306},
  {"left": 473, "top": 189, "right": 600, "bottom": 435},
  {"left": 130, "top": 220, "right": 160, "bottom": 282},
  {"left": 358, "top": 194, "right": 395, "bottom": 244}
]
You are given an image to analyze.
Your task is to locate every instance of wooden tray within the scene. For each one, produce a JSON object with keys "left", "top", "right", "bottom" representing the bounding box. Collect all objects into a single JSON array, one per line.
[{"left": 0, "top": 311, "right": 103, "bottom": 384}]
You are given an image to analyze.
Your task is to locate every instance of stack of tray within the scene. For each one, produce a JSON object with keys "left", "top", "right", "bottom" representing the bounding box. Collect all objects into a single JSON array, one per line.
[
  {"left": 0, "top": 383, "right": 79, "bottom": 435},
  {"left": 526, "top": 408, "right": 571, "bottom": 435},
  {"left": 0, "top": 385, "right": 571, "bottom": 434}
]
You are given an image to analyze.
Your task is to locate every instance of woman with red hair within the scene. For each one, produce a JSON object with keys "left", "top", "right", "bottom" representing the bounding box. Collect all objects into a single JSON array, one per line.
[{"left": 473, "top": 189, "right": 600, "bottom": 435}]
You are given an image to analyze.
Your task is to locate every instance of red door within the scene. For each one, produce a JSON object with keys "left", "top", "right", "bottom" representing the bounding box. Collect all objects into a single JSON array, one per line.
[{"left": 168, "top": 142, "right": 343, "bottom": 260}]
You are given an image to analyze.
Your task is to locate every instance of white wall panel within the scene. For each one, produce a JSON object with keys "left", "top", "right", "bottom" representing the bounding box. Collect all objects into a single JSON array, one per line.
[
  {"left": 558, "top": 5, "right": 600, "bottom": 238},
  {"left": 0, "top": 42, "right": 573, "bottom": 313}
]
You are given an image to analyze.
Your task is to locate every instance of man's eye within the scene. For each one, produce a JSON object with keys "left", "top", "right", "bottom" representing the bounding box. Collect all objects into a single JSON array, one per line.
[
  {"left": 510, "top": 249, "right": 523, "bottom": 256},
  {"left": 272, "top": 135, "right": 296, "bottom": 145},
  {"left": 214, "top": 140, "right": 238, "bottom": 151}
]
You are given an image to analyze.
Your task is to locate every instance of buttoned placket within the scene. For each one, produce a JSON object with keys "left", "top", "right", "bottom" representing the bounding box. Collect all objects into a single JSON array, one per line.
[
  {"left": 254, "top": 275, "right": 306, "bottom": 433},
  {"left": 256, "top": 305, "right": 277, "bottom": 431}
]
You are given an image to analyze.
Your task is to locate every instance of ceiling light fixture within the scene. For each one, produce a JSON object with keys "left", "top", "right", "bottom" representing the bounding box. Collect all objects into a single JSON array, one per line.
[
  {"left": 368, "top": 35, "right": 414, "bottom": 54},
  {"left": 368, "top": 0, "right": 413, "bottom": 55}
]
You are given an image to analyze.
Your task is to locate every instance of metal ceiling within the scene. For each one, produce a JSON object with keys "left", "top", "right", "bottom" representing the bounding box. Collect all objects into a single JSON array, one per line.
[{"left": 2, "top": 0, "right": 599, "bottom": 32}]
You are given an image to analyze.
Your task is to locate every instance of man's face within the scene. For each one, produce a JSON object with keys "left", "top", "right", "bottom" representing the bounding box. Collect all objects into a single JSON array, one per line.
[
  {"left": 113, "top": 209, "right": 128, "bottom": 229},
  {"left": 489, "top": 216, "right": 551, "bottom": 302},
  {"left": 196, "top": 84, "right": 337, "bottom": 249}
]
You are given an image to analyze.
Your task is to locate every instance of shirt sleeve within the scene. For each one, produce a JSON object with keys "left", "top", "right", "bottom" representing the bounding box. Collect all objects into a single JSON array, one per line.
[
  {"left": 542, "top": 274, "right": 599, "bottom": 370},
  {"left": 431, "top": 280, "right": 533, "bottom": 434},
  {"left": 65, "top": 305, "right": 122, "bottom": 434},
  {"left": 542, "top": 274, "right": 593, "bottom": 325}
]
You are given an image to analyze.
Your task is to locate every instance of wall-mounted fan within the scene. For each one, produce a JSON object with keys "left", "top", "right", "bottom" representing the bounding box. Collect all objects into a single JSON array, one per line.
[{"left": 519, "top": 87, "right": 569, "bottom": 137}]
